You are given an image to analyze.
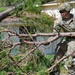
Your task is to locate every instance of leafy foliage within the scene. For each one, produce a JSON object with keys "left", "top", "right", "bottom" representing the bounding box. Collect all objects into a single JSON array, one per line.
[
  {"left": 0, "top": 0, "right": 55, "bottom": 75},
  {"left": 0, "top": 0, "right": 54, "bottom": 6},
  {"left": 0, "top": 49, "right": 54, "bottom": 74},
  {"left": 0, "top": 0, "right": 55, "bottom": 14},
  {"left": 0, "top": 7, "right": 6, "bottom": 12},
  {"left": 20, "top": 12, "right": 54, "bottom": 33}
]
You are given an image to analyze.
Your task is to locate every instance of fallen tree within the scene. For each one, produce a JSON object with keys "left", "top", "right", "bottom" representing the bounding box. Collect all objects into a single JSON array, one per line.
[
  {"left": 1, "top": 28, "right": 75, "bottom": 74},
  {"left": 1, "top": 29, "right": 75, "bottom": 45}
]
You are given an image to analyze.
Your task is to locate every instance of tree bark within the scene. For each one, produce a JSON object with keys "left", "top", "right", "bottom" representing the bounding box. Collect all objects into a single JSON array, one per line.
[
  {"left": 0, "top": 4, "right": 23, "bottom": 21},
  {"left": 0, "top": 7, "right": 15, "bottom": 21}
]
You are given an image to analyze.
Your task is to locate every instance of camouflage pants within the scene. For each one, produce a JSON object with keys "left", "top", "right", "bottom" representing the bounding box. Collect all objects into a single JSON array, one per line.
[
  {"left": 54, "top": 40, "right": 75, "bottom": 60},
  {"left": 66, "top": 41, "right": 75, "bottom": 56},
  {"left": 53, "top": 40, "right": 75, "bottom": 75}
]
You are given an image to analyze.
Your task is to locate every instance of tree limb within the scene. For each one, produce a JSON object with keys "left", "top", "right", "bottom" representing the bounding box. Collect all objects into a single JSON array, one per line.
[
  {"left": 48, "top": 50, "right": 75, "bottom": 72},
  {"left": 0, "top": 3, "right": 24, "bottom": 21},
  {"left": 1, "top": 29, "right": 75, "bottom": 37}
]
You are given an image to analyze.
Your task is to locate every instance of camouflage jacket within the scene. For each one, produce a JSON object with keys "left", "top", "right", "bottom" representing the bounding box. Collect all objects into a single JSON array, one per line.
[{"left": 55, "top": 14, "right": 75, "bottom": 32}]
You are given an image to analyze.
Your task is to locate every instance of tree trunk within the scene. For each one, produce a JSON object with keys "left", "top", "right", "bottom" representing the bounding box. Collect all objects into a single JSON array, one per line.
[
  {"left": 0, "top": 4, "right": 22, "bottom": 22},
  {"left": 0, "top": 7, "right": 15, "bottom": 21}
]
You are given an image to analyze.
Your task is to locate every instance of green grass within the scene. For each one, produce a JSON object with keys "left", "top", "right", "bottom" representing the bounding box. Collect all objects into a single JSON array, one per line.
[
  {"left": 0, "top": 7, "right": 6, "bottom": 12},
  {"left": 46, "top": 54, "right": 54, "bottom": 59}
]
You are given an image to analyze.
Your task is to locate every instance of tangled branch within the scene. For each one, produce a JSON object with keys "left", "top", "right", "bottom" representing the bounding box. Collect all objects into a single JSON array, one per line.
[{"left": 0, "top": 28, "right": 75, "bottom": 73}]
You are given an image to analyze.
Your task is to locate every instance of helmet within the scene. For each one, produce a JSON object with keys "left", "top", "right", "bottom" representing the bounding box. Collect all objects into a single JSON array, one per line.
[{"left": 58, "top": 2, "right": 72, "bottom": 11}]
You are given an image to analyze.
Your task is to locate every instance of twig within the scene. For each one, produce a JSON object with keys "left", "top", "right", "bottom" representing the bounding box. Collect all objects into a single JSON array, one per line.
[{"left": 48, "top": 51, "right": 75, "bottom": 72}]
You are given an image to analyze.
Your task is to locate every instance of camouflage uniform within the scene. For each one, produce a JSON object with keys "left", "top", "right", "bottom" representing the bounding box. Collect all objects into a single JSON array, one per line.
[{"left": 53, "top": 2, "right": 75, "bottom": 75}]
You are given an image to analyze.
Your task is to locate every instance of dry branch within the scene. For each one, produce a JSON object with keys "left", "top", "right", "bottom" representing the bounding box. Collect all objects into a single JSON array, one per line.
[
  {"left": 12, "top": 35, "right": 59, "bottom": 65},
  {"left": 3, "top": 32, "right": 75, "bottom": 45},
  {"left": 17, "top": 44, "right": 41, "bottom": 64},
  {"left": 48, "top": 50, "right": 75, "bottom": 72},
  {"left": 1, "top": 28, "right": 75, "bottom": 73},
  {"left": 18, "top": 32, "right": 75, "bottom": 37},
  {"left": 7, "top": 35, "right": 59, "bottom": 59},
  {"left": 1, "top": 29, "right": 75, "bottom": 54},
  {"left": 1, "top": 29, "right": 75, "bottom": 37},
  {"left": 1, "top": 29, "right": 75, "bottom": 56}
]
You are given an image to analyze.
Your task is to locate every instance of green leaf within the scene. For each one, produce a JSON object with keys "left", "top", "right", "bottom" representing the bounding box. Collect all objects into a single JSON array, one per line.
[{"left": 0, "top": 71, "right": 6, "bottom": 75}]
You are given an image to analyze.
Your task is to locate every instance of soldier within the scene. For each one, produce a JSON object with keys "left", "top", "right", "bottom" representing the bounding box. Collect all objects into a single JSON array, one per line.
[{"left": 53, "top": 2, "right": 75, "bottom": 75}]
